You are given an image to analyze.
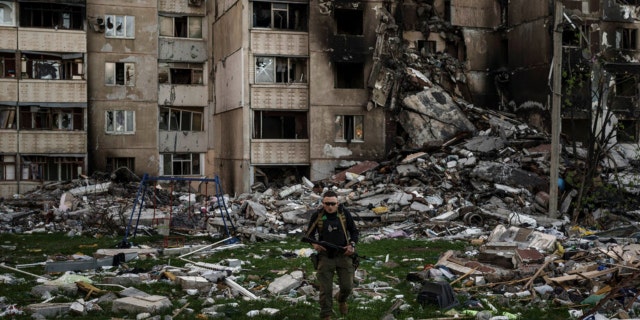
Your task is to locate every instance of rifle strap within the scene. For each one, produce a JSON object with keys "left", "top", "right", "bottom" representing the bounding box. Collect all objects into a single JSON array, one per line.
[{"left": 307, "top": 208, "right": 350, "bottom": 242}]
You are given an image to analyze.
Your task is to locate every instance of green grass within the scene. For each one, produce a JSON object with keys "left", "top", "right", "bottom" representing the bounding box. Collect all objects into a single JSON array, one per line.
[{"left": 0, "top": 233, "right": 572, "bottom": 319}]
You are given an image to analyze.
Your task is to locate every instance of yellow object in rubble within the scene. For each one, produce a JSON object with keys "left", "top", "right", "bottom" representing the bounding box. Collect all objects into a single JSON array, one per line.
[{"left": 371, "top": 206, "right": 389, "bottom": 214}]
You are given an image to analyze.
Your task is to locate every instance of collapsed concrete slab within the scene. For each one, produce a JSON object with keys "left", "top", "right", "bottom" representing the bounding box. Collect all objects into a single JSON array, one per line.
[{"left": 399, "top": 87, "right": 477, "bottom": 148}]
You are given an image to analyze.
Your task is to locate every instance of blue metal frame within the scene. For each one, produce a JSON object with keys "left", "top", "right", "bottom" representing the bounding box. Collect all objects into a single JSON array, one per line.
[{"left": 118, "top": 173, "right": 238, "bottom": 247}]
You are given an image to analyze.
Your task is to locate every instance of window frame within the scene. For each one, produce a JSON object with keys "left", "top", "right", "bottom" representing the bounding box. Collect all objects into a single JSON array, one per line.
[
  {"left": 0, "top": 1, "right": 16, "bottom": 27},
  {"left": 20, "top": 156, "right": 83, "bottom": 181},
  {"left": 105, "top": 62, "right": 135, "bottom": 86},
  {"left": 159, "top": 15, "right": 203, "bottom": 39},
  {"left": 161, "top": 153, "right": 202, "bottom": 176},
  {"left": 158, "top": 62, "right": 204, "bottom": 85},
  {"left": 254, "top": 56, "right": 307, "bottom": 84},
  {"left": 106, "top": 157, "right": 135, "bottom": 172},
  {"left": 159, "top": 107, "right": 204, "bottom": 132},
  {"left": 104, "top": 14, "right": 135, "bottom": 39},
  {"left": 105, "top": 110, "right": 135, "bottom": 134},
  {"left": 252, "top": 2, "right": 308, "bottom": 31},
  {"left": 334, "top": 115, "right": 364, "bottom": 143},
  {"left": 18, "top": 106, "right": 83, "bottom": 131},
  {"left": 0, "top": 155, "right": 16, "bottom": 181},
  {"left": 253, "top": 110, "right": 308, "bottom": 139},
  {"left": 0, "top": 106, "right": 17, "bottom": 129}
]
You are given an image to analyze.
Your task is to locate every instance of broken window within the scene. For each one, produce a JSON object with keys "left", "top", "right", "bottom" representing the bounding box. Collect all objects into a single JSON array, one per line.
[
  {"left": 252, "top": 2, "right": 308, "bottom": 31},
  {"left": 335, "top": 115, "right": 364, "bottom": 142},
  {"left": 255, "top": 56, "right": 307, "bottom": 83},
  {"left": 19, "top": 106, "right": 83, "bottom": 131},
  {"left": 19, "top": 2, "right": 82, "bottom": 30},
  {"left": 616, "top": 28, "right": 637, "bottom": 50},
  {"left": 335, "top": 8, "right": 363, "bottom": 35},
  {"left": 253, "top": 110, "right": 308, "bottom": 139},
  {"left": 20, "top": 53, "right": 84, "bottom": 80},
  {"left": 162, "top": 153, "right": 202, "bottom": 176},
  {"left": 105, "top": 110, "right": 135, "bottom": 134},
  {"left": 335, "top": 62, "right": 364, "bottom": 89},
  {"left": 21, "top": 156, "right": 83, "bottom": 181},
  {"left": 158, "top": 63, "right": 204, "bottom": 84},
  {"left": 159, "top": 107, "right": 204, "bottom": 131},
  {"left": 0, "top": 52, "right": 16, "bottom": 78},
  {"left": 106, "top": 157, "right": 135, "bottom": 172},
  {"left": 105, "top": 62, "right": 135, "bottom": 86},
  {"left": 0, "top": 106, "right": 16, "bottom": 129},
  {"left": 104, "top": 15, "right": 135, "bottom": 38},
  {"left": 0, "top": 155, "right": 16, "bottom": 181},
  {"left": 0, "top": 1, "right": 15, "bottom": 26},
  {"left": 159, "top": 15, "right": 202, "bottom": 38}
]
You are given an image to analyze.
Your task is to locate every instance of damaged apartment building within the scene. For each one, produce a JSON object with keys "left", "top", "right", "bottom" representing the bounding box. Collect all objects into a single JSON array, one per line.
[{"left": 1, "top": 0, "right": 640, "bottom": 198}]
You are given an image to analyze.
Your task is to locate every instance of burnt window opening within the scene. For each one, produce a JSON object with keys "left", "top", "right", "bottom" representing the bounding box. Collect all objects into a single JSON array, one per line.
[
  {"left": 159, "top": 15, "right": 202, "bottom": 38},
  {"left": 252, "top": 2, "right": 308, "bottom": 31},
  {"left": 253, "top": 110, "right": 308, "bottom": 139},
  {"left": 0, "top": 106, "right": 17, "bottom": 129},
  {"left": 106, "top": 157, "right": 135, "bottom": 173},
  {"left": 0, "top": 52, "right": 16, "bottom": 78},
  {"left": 616, "top": 28, "right": 637, "bottom": 50},
  {"left": 159, "top": 107, "right": 204, "bottom": 131},
  {"left": 335, "top": 62, "right": 364, "bottom": 89},
  {"left": 254, "top": 166, "right": 310, "bottom": 189},
  {"left": 255, "top": 56, "right": 307, "bottom": 83},
  {"left": 159, "top": 63, "right": 203, "bottom": 84},
  {"left": 19, "top": 3, "right": 83, "bottom": 30},
  {"left": 562, "top": 28, "right": 581, "bottom": 46},
  {"left": 418, "top": 40, "right": 437, "bottom": 54},
  {"left": 617, "top": 120, "right": 638, "bottom": 142},
  {"left": 335, "top": 8, "right": 363, "bottom": 35},
  {"left": 21, "top": 156, "right": 84, "bottom": 181},
  {"left": 19, "top": 106, "right": 84, "bottom": 131}
]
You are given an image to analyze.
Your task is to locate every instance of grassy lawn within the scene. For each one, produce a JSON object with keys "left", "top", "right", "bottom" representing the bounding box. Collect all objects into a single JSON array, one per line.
[{"left": 0, "top": 232, "right": 572, "bottom": 319}]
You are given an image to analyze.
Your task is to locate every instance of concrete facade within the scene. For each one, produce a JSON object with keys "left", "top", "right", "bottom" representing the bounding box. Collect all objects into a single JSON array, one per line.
[
  {"left": 212, "top": 0, "right": 388, "bottom": 194},
  {"left": 0, "top": 0, "right": 88, "bottom": 197}
]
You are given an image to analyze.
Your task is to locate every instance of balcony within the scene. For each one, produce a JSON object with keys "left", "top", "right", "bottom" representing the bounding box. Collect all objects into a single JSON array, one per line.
[
  {"left": 159, "top": 131, "right": 208, "bottom": 152},
  {"left": 159, "top": 38, "right": 207, "bottom": 63},
  {"left": 18, "top": 131, "right": 87, "bottom": 154},
  {"left": 159, "top": 84, "right": 207, "bottom": 106},
  {"left": 0, "top": 78, "right": 18, "bottom": 102},
  {"left": 18, "top": 29, "right": 86, "bottom": 53},
  {"left": 0, "top": 28, "right": 17, "bottom": 48},
  {"left": 251, "top": 30, "right": 308, "bottom": 56},
  {"left": 251, "top": 139, "right": 309, "bottom": 164},
  {"left": 19, "top": 80, "right": 87, "bottom": 103},
  {"left": 251, "top": 86, "right": 309, "bottom": 110}
]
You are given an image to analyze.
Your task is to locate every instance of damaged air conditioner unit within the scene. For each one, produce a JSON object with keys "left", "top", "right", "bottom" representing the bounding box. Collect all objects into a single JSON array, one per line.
[{"left": 188, "top": 0, "right": 203, "bottom": 7}]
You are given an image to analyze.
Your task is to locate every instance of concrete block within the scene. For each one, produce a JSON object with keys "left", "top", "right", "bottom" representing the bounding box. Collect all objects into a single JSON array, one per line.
[
  {"left": 112, "top": 295, "right": 171, "bottom": 314},
  {"left": 25, "top": 303, "right": 72, "bottom": 318},
  {"left": 176, "top": 276, "right": 212, "bottom": 292},
  {"left": 267, "top": 274, "right": 301, "bottom": 295}
]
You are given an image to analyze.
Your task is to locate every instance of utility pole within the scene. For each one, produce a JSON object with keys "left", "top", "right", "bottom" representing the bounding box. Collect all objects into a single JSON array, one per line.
[{"left": 549, "top": 1, "right": 563, "bottom": 218}]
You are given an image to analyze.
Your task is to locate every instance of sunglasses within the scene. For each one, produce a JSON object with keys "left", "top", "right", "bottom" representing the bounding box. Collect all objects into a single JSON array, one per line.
[{"left": 323, "top": 202, "right": 337, "bottom": 206}]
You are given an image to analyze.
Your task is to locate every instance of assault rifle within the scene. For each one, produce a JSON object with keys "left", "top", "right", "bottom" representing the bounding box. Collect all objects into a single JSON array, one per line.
[
  {"left": 301, "top": 236, "right": 361, "bottom": 269},
  {"left": 301, "top": 236, "right": 348, "bottom": 254}
]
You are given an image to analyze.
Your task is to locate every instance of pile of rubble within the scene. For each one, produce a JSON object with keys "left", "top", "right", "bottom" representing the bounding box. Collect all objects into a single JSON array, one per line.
[{"left": 1, "top": 93, "right": 640, "bottom": 318}]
